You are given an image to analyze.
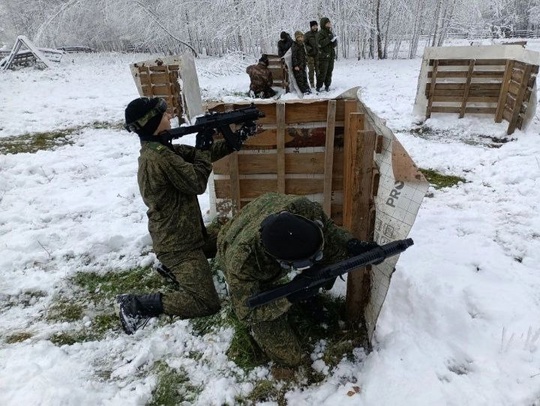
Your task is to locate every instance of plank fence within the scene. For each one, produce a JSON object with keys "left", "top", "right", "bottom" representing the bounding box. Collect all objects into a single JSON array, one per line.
[{"left": 415, "top": 45, "right": 539, "bottom": 135}]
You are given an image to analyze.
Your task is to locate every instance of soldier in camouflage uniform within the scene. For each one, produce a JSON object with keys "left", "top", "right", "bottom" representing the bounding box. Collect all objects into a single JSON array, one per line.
[
  {"left": 217, "top": 192, "right": 378, "bottom": 366},
  {"left": 246, "top": 54, "right": 276, "bottom": 98},
  {"left": 304, "top": 21, "right": 319, "bottom": 89},
  {"left": 291, "top": 31, "right": 311, "bottom": 95},
  {"left": 117, "top": 97, "right": 238, "bottom": 334},
  {"left": 316, "top": 17, "right": 338, "bottom": 92}
]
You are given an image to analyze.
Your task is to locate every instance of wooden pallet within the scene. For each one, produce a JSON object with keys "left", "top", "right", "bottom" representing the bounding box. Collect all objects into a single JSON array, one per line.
[
  {"left": 417, "top": 45, "right": 539, "bottom": 135},
  {"left": 267, "top": 54, "right": 289, "bottom": 92}
]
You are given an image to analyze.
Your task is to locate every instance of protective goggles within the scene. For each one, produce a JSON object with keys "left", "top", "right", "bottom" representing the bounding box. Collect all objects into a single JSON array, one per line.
[
  {"left": 124, "top": 98, "right": 168, "bottom": 133},
  {"left": 260, "top": 212, "right": 325, "bottom": 271}
]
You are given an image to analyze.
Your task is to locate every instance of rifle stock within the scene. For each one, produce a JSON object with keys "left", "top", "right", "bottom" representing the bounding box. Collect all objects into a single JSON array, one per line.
[{"left": 246, "top": 238, "right": 414, "bottom": 309}]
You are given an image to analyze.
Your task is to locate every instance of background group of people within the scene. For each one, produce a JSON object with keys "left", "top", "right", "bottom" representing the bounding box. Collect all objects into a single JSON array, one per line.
[{"left": 246, "top": 17, "right": 338, "bottom": 98}]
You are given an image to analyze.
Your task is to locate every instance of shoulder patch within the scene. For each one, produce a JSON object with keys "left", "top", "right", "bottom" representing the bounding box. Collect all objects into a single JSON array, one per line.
[{"left": 147, "top": 142, "right": 166, "bottom": 152}]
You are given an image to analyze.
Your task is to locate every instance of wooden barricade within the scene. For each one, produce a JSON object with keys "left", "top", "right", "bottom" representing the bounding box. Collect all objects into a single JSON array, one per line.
[
  {"left": 209, "top": 93, "right": 428, "bottom": 340},
  {"left": 129, "top": 54, "right": 204, "bottom": 123},
  {"left": 416, "top": 45, "right": 539, "bottom": 135},
  {"left": 267, "top": 54, "right": 289, "bottom": 92}
]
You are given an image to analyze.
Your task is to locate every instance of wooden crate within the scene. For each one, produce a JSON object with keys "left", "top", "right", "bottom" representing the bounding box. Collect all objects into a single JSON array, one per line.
[
  {"left": 209, "top": 91, "right": 429, "bottom": 340},
  {"left": 415, "top": 45, "right": 539, "bottom": 135},
  {"left": 130, "top": 54, "right": 203, "bottom": 123},
  {"left": 267, "top": 54, "right": 289, "bottom": 92}
]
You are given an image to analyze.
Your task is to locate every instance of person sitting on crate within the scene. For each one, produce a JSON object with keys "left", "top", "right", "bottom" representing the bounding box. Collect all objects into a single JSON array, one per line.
[{"left": 246, "top": 54, "right": 276, "bottom": 99}]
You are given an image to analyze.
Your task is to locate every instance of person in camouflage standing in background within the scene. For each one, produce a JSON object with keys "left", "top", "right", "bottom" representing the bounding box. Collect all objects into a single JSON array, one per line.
[
  {"left": 316, "top": 17, "right": 338, "bottom": 92},
  {"left": 291, "top": 31, "right": 311, "bottom": 95},
  {"left": 304, "top": 20, "right": 319, "bottom": 89},
  {"left": 117, "top": 97, "right": 238, "bottom": 334},
  {"left": 246, "top": 54, "right": 276, "bottom": 98},
  {"left": 216, "top": 192, "right": 380, "bottom": 366}
]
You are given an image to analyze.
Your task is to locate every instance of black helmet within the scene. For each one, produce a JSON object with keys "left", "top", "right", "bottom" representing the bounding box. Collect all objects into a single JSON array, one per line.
[
  {"left": 124, "top": 97, "right": 167, "bottom": 135},
  {"left": 260, "top": 211, "right": 324, "bottom": 270}
]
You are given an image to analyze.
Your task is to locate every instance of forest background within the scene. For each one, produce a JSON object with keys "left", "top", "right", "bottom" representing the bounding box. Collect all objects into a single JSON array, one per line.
[{"left": 1, "top": 0, "right": 540, "bottom": 59}]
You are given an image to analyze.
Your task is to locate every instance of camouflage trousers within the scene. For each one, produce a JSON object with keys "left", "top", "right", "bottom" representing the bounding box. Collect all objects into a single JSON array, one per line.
[
  {"left": 250, "top": 314, "right": 303, "bottom": 367},
  {"left": 293, "top": 67, "right": 311, "bottom": 94},
  {"left": 306, "top": 56, "right": 319, "bottom": 88},
  {"left": 316, "top": 57, "right": 335, "bottom": 90},
  {"left": 158, "top": 223, "right": 223, "bottom": 318}
]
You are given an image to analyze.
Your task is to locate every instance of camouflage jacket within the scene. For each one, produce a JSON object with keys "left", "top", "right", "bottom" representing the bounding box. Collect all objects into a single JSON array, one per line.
[
  {"left": 138, "top": 140, "right": 232, "bottom": 254},
  {"left": 246, "top": 62, "right": 273, "bottom": 93},
  {"left": 317, "top": 17, "right": 337, "bottom": 60},
  {"left": 291, "top": 41, "right": 307, "bottom": 70},
  {"left": 304, "top": 29, "right": 319, "bottom": 57},
  {"left": 217, "top": 192, "right": 353, "bottom": 324}
]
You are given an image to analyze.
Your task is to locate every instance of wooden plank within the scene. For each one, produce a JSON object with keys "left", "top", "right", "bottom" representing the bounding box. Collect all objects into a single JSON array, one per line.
[
  {"left": 223, "top": 104, "right": 241, "bottom": 214},
  {"left": 214, "top": 178, "right": 326, "bottom": 198},
  {"left": 508, "top": 80, "right": 521, "bottom": 95},
  {"left": 276, "top": 103, "right": 286, "bottom": 193},
  {"left": 285, "top": 101, "right": 330, "bottom": 123},
  {"left": 428, "top": 70, "right": 504, "bottom": 79},
  {"left": 323, "top": 100, "right": 337, "bottom": 216},
  {"left": 508, "top": 64, "right": 533, "bottom": 134},
  {"left": 148, "top": 72, "right": 169, "bottom": 83},
  {"left": 342, "top": 101, "right": 359, "bottom": 216},
  {"left": 459, "top": 60, "right": 476, "bottom": 118},
  {"left": 344, "top": 118, "right": 376, "bottom": 324},
  {"left": 432, "top": 95, "right": 499, "bottom": 103},
  {"left": 426, "top": 60, "right": 439, "bottom": 118},
  {"left": 433, "top": 59, "right": 506, "bottom": 66},
  {"left": 213, "top": 151, "right": 334, "bottom": 175},
  {"left": 495, "top": 60, "right": 514, "bottom": 123},
  {"left": 431, "top": 106, "right": 497, "bottom": 115}
]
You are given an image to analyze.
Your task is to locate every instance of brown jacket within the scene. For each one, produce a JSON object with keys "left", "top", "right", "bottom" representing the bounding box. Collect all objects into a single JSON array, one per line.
[{"left": 246, "top": 62, "right": 273, "bottom": 93}]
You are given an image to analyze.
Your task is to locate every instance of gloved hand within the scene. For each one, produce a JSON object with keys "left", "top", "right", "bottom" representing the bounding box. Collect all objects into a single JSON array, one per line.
[
  {"left": 347, "top": 238, "right": 379, "bottom": 256},
  {"left": 347, "top": 238, "right": 384, "bottom": 264},
  {"left": 195, "top": 128, "right": 216, "bottom": 150},
  {"left": 227, "top": 121, "right": 258, "bottom": 151},
  {"left": 331, "top": 35, "right": 339, "bottom": 42}
]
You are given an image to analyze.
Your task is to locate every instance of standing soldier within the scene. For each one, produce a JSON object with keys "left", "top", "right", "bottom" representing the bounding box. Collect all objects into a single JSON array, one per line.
[
  {"left": 117, "top": 97, "right": 239, "bottom": 334},
  {"left": 291, "top": 31, "right": 311, "bottom": 95},
  {"left": 304, "top": 21, "right": 319, "bottom": 89},
  {"left": 277, "top": 31, "right": 293, "bottom": 57},
  {"left": 246, "top": 54, "right": 276, "bottom": 98},
  {"left": 216, "top": 192, "right": 379, "bottom": 367},
  {"left": 316, "top": 17, "right": 338, "bottom": 92}
]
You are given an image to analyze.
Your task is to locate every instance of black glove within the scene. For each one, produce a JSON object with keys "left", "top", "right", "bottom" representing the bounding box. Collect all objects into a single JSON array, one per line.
[
  {"left": 195, "top": 128, "right": 217, "bottom": 150},
  {"left": 347, "top": 239, "right": 384, "bottom": 265},
  {"left": 236, "top": 121, "right": 258, "bottom": 142}
]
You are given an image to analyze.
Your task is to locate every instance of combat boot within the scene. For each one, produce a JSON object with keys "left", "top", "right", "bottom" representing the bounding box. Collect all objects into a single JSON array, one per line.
[{"left": 117, "top": 293, "right": 164, "bottom": 335}]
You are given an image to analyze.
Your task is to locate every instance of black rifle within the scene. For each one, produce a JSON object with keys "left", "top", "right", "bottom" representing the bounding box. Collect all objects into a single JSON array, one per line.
[
  {"left": 165, "top": 104, "right": 265, "bottom": 151},
  {"left": 246, "top": 238, "right": 414, "bottom": 309}
]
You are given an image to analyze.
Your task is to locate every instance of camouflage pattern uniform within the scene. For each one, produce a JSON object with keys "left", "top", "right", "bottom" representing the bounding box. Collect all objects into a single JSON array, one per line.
[
  {"left": 304, "top": 29, "right": 319, "bottom": 88},
  {"left": 291, "top": 40, "right": 311, "bottom": 94},
  {"left": 316, "top": 17, "right": 337, "bottom": 90},
  {"left": 138, "top": 140, "right": 232, "bottom": 317},
  {"left": 216, "top": 192, "right": 353, "bottom": 366},
  {"left": 246, "top": 62, "right": 275, "bottom": 98}
]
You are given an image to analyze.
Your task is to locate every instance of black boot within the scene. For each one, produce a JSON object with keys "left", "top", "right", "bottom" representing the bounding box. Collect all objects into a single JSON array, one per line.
[{"left": 117, "top": 293, "right": 164, "bottom": 335}]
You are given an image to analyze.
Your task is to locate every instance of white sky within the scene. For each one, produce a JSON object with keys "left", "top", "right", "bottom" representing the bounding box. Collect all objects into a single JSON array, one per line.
[{"left": 1, "top": 42, "right": 540, "bottom": 405}]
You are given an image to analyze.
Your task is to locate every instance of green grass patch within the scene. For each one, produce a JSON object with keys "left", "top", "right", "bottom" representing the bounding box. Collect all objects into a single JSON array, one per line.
[
  {"left": 420, "top": 168, "right": 466, "bottom": 189},
  {"left": 0, "top": 121, "right": 124, "bottom": 154},
  {"left": 148, "top": 362, "right": 200, "bottom": 406},
  {"left": 244, "top": 379, "right": 288, "bottom": 405},
  {"left": 45, "top": 266, "right": 169, "bottom": 346},
  {"left": 5, "top": 331, "right": 33, "bottom": 344},
  {"left": 71, "top": 266, "right": 167, "bottom": 301}
]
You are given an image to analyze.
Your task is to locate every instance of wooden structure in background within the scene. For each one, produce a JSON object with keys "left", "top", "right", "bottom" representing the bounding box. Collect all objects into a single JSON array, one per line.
[
  {"left": 0, "top": 35, "right": 63, "bottom": 70},
  {"left": 266, "top": 54, "right": 289, "bottom": 92},
  {"left": 415, "top": 45, "right": 539, "bottom": 135},
  {"left": 130, "top": 54, "right": 204, "bottom": 123}
]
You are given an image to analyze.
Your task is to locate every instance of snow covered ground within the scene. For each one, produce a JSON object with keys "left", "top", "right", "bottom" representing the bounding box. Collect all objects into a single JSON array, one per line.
[{"left": 1, "top": 43, "right": 540, "bottom": 405}]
